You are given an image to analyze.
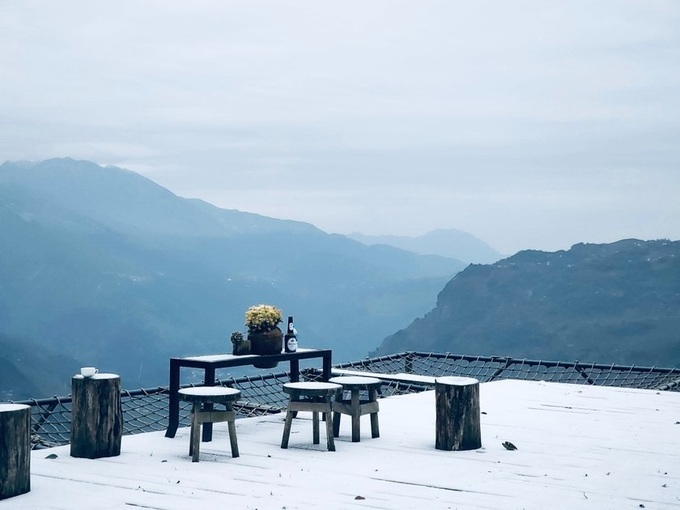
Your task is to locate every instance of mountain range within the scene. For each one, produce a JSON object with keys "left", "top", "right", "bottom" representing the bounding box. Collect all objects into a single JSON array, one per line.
[
  {"left": 374, "top": 239, "right": 680, "bottom": 367},
  {"left": 0, "top": 158, "right": 467, "bottom": 399},
  {"left": 347, "top": 230, "right": 504, "bottom": 264},
  {"left": 3, "top": 158, "right": 677, "bottom": 400}
]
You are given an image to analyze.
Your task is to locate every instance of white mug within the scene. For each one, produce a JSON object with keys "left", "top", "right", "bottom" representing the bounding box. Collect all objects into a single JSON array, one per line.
[{"left": 80, "top": 367, "right": 98, "bottom": 377}]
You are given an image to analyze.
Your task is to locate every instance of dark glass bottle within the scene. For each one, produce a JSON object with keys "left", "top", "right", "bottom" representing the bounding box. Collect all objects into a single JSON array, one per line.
[{"left": 284, "top": 316, "right": 298, "bottom": 353}]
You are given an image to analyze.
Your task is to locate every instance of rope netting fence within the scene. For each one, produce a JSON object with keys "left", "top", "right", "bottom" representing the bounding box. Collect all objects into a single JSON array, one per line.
[
  {"left": 336, "top": 352, "right": 680, "bottom": 394},
  {"left": 12, "top": 351, "right": 680, "bottom": 450}
]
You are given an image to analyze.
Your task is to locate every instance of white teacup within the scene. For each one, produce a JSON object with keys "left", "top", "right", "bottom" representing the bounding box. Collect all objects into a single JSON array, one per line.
[{"left": 80, "top": 367, "right": 98, "bottom": 377}]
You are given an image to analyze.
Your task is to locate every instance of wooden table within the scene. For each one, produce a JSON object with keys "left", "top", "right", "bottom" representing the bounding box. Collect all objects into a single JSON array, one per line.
[{"left": 165, "top": 348, "right": 333, "bottom": 440}]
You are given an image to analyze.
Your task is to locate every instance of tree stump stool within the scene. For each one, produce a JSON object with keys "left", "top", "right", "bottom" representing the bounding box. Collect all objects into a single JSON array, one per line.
[
  {"left": 435, "top": 376, "right": 482, "bottom": 451},
  {"left": 0, "top": 404, "right": 31, "bottom": 500},
  {"left": 178, "top": 387, "right": 241, "bottom": 462},
  {"left": 71, "top": 373, "right": 122, "bottom": 459},
  {"left": 280, "top": 382, "right": 341, "bottom": 451},
  {"left": 329, "top": 376, "right": 382, "bottom": 442}
]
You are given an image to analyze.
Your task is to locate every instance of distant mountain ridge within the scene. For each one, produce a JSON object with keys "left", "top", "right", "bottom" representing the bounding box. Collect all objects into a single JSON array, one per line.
[
  {"left": 374, "top": 239, "right": 680, "bottom": 368},
  {"left": 5, "top": 158, "right": 676, "bottom": 400},
  {"left": 347, "top": 229, "right": 503, "bottom": 264},
  {"left": 0, "top": 158, "right": 465, "bottom": 399}
]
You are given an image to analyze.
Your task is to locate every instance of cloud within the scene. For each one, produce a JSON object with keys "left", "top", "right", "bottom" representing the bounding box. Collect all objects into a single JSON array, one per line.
[{"left": 1, "top": 0, "right": 679, "bottom": 253}]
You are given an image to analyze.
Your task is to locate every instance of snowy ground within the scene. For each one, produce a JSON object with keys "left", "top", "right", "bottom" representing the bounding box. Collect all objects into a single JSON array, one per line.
[{"left": 7, "top": 380, "right": 680, "bottom": 509}]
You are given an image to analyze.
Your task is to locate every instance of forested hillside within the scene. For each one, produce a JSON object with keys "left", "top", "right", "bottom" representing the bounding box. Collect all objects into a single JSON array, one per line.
[{"left": 375, "top": 239, "right": 680, "bottom": 368}]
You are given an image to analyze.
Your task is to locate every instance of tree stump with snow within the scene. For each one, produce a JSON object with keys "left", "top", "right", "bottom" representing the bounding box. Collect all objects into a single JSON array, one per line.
[
  {"left": 435, "top": 376, "right": 482, "bottom": 451},
  {"left": 0, "top": 404, "right": 31, "bottom": 500},
  {"left": 70, "top": 373, "right": 122, "bottom": 459}
]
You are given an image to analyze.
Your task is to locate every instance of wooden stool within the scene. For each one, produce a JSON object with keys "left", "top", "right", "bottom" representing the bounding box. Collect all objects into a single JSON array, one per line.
[
  {"left": 0, "top": 404, "right": 31, "bottom": 500},
  {"left": 71, "top": 373, "right": 122, "bottom": 459},
  {"left": 281, "top": 382, "right": 341, "bottom": 451},
  {"left": 178, "top": 387, "right": 241, "bottom": 462},
  {"left": 330, "top": 376, "right": 382, "bottom": 442},
  {"left": 435, "top": 376, "right": 481, "bottom": 451}
]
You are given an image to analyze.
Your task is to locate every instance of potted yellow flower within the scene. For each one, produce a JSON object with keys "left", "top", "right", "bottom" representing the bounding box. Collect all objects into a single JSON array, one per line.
[{"left": 245, "top": 304, "right": 283, "bottom": 367}]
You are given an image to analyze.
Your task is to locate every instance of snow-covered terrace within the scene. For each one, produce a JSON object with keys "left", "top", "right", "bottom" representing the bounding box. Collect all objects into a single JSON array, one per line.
[{"left": 10, "top": 378, "right": 680, "bottom": 509}]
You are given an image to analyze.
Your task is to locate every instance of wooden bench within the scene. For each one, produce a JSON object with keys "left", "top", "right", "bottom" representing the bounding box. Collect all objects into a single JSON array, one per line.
[
  {"left": 178, "top": 387, "right": 241, "bottom": 462},
  {"left": 329, "top": 376, "right": 382, "bottom": 442},
  {"left": 280, "top": 382, "right": 341, "bottom": 451}
]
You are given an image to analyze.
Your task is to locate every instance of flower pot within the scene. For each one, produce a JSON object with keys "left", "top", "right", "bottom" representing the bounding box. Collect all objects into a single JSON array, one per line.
[{"left": 248, "top": 327, "right": 283, "bottom": 368}]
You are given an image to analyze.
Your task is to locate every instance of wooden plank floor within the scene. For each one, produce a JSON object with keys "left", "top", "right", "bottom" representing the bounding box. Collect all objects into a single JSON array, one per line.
[{"left": 10, "top": 380, "right": 680, "bottom": 509}]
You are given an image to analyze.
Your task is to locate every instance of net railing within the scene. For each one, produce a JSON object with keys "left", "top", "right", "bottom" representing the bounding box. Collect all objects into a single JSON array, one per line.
[
  {"left": 11, "top": 351, "right": 680, "bottom": 449},
  {"left": 335, "top": 352, "right": 680, "bottom": 393},
  {"left": 19, "top": 372, "right": 297, "bottom": 450}
]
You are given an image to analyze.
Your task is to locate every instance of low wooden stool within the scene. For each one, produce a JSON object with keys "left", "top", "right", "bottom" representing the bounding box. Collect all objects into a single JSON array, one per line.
[
  {"left": 71, "top": 373, "right": 122, "bottom": 459},
  {"left": 0, "top": 404, "right": 31, "bottom": 500},
  {"left": 281, "top": 382, "right": 342, "bottom": 451},
  {"left": 330, "top": 376, "right": 382, "bottom": 442},
  {"left": 435, "top": 376, "right": 481, "bottom": 451},
  {"left": 178, "top": 387, "right": 241, "bottom": 462}
]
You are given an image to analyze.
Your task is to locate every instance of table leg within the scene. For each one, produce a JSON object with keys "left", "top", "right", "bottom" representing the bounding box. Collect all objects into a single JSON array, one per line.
[
  {"left": 290, "top": 358, "right": 300, "bottom": 382},
  {"left": 165, "top": 359, "right": 180, "bottom": 438},
  {"left": 322, "top": 352, "right": 332, "bottom": 381},
  {"left": 202, "top": 366, "right": 216, "bottom": 442}
]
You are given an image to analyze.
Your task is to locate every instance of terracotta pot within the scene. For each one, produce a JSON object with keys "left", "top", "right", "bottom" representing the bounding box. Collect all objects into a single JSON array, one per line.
[{"left": 248, "top": 327, "right": 283, "bottom": 368}]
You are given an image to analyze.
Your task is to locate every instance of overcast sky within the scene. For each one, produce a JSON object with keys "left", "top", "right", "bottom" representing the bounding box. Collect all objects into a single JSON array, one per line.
[{"left": 1, "top": 1, "right": 679, "bottom": 254}]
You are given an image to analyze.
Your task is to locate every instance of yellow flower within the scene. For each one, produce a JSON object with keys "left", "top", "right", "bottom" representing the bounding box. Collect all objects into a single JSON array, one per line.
[{"left": 245, "top": 304, "right": 282, "bottom": 333}]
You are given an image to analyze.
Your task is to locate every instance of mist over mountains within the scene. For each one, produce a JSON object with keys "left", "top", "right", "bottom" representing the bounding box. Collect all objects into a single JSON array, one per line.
[
  {"left": 347, "top": 230, "right": 504, "bottom": 264},
  {"left": 0, "top": 158, "right": 466, "bottom": 399}
]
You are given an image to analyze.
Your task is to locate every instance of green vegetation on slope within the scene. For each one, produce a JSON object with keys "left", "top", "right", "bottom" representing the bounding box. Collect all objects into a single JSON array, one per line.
[{"left": 375, "top": 239, "right": 680, "bottom": 368}]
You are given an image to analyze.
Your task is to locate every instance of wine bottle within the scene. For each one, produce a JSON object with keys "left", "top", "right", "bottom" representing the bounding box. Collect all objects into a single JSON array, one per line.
[{"left": 284, "top": 316, "right": 298, "bottom": 353}]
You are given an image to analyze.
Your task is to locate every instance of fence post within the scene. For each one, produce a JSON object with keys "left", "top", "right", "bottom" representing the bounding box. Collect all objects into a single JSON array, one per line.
[
  {"left": 435, "top": 376, "right": 481, "bottom": 451},
  {"left": 404, "top": 353, "right": 414, "bottom": 374},
  {"left": 0, "top": 404, "right": 31, "bottom": 500},
  {"left": 70, "top": 373, "right": 122, "bottom": 459}
]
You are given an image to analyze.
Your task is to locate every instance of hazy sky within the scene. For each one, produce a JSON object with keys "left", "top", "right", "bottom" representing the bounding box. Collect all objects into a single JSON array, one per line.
[{"left": 2, "top": 1, "right": 679, "bottom": 254}]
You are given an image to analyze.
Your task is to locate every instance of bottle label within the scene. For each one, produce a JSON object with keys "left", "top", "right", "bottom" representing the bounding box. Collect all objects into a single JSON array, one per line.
[{"left": 286, "top": 338, "right": 298, "bottom": 352}]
